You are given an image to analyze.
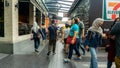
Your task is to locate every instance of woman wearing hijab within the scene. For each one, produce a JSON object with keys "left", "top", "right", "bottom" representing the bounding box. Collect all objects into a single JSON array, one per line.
[
  {"left": 31, "top": 22, "right": 43, "bottom": 52},
  {"left": 84, "top": 18, "right": 105, "bottom": 68}
]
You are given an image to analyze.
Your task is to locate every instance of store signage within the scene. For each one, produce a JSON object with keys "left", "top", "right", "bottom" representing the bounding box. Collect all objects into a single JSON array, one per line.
[{"left": 103, "top": 0, "right": 120, "bottom": 20}]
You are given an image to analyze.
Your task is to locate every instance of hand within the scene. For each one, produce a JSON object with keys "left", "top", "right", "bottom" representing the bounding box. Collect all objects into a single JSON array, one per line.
[
  {"left": 102, "top": 34, "right": 107, "bottom": 39},
  {"left": 82, "top": 35, "right": 85, "bottom": 40},
  {"left": 98, "top": 47, "right": 101, "bottom": 51},
  {"left": 71, "top": 39, "right": 75, "bottom": 44},
  {"left": 85, "top": 45, "right": 89, "bottom": 51},
  {"left": 110, "top": 35, "right": 115, "bottom": 40},
  {"left": 30, "top": 38, "right": 33, "bottom": 40},
  {"left": 106, "top": 45, "right": 110, "bottom": 47}
]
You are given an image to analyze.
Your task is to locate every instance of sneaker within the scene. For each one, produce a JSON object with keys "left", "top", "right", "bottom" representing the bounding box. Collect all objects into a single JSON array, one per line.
[
  {"left": 47, "top": 51, "right": 51, "bottom": 56},
  {"left": 35, "top": 49, "right": 39, "bottom": 53},
  {"left": 83, "top": 52, "right": 85, "bottom": 55},
  {"left": 74, "top": 56, "right": 82, "bottom": 60},
  {"left": 53, "top": 53, "right": 56, "bottom": 55},
  {"left": 64, "top": 58, "right": 71, "bottom": 63}
]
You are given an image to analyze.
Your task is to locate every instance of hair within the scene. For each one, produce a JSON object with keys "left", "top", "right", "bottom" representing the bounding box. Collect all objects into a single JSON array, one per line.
[
  {"left": 42, "top": 23, "right": 45, "bottom": 25},
  {"left": 51, "top": 20, "right": 55, "bottom": 24},
  {"left": 65, "top": 23, "right": 69, "bottom": 28},
  {"left": 73, "top": 18, "right": 79, "bottom": 24}
]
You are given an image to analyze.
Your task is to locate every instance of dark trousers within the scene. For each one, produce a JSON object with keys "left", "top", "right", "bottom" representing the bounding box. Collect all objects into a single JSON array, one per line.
[
  {"left": 68, "top": 38, "right": 80, "bottom": 59},
  {"left": 48, "top": 39, "right": 56, "bottom": 53},
  {"left": 34, "top": 38, "right": 40, "bottom": 49}
]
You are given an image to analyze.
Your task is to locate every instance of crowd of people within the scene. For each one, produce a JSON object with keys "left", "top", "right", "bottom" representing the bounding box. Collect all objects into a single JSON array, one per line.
[{"left": 30, "top": 16, "right": 120, "bottom": 68}]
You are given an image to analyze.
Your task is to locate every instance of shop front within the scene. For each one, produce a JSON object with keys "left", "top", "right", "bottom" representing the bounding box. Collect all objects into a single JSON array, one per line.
[{"left": 0, "top": 0, "right": 48, "bottom": 54}]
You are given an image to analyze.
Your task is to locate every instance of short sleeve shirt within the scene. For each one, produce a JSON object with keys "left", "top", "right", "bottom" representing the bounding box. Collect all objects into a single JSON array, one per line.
[
  {"left": 48, "top": 25, "right": 57, "bottom": 39},
  {"left": 70, "top": 24, "right": 79, "bottom": 38}
]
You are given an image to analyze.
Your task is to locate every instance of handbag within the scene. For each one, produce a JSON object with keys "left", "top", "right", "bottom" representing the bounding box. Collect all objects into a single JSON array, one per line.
[{"left": 66, "top": 35, "right": 76, "bottom": 45}]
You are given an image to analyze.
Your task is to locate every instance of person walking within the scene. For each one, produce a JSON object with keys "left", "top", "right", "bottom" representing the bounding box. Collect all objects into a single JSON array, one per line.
[
  {"left": 110, "top": 17, "right": 120, "bottom": 68},
  {"left": 62, "top": 23, "right": 70, "bottom": 54},
  {"left": 64, "top": 18, "right": 81, "bottom": 63},
  {"left": 47, "top": 20, "right": 58, "bottom": 55},
  {"left": 84, "top": 18, "right": 105, "bottom": 68},
  {"left": 76, "top": 17, "right": 86, "bottom": 55},
  {"left": 106, "top": 17, "right": 120, "bottom": 68},
  {"left": 41, "top": 23, "right": 47, "bottom": 45},
  {"left": 31, "top": 22, "right": 44, "bottom": 52}
]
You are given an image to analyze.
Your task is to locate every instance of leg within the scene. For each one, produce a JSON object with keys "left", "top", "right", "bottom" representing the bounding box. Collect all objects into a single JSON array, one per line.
[
  {"left": 53, "top": 39, "right": 56, "bottom": 53},
  {"left": 34, "top": 39, "right": 37, "bottom": 49},
  {"left": 65, "top": 44, "right": 69, "bottom": 53},
  {"left": 68, "top": 44, "right": 74, "bottom": 59},
  {"left": 80, "top": 44, "right": 85, "bottom": 55},
  {"left": 47, "top": 39, "right": 52, "bottom": 55},
  {"left": 89, "top": 47, "right": 98, "bottom": 68},
  {"left": 36, "top": 38, "right": 40, "bottom": 49},
  {"left": 74, "top": 38, "right": 81, "bottom": 57},
  {"left": 107, "top": 60, "right": 112, "bottom": 68}
]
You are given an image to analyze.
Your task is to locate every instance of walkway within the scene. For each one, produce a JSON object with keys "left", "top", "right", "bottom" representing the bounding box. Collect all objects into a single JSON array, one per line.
[{"left": 0, "top": 40, "right": 116, "bottom": 68}]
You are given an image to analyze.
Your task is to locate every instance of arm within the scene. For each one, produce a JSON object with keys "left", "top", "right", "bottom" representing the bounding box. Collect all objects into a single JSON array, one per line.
[
  {"left": 81, "top": 22, "right": 85, "bottom": 39},
  {"left": 82, "top": 28, "right": 85, "bottom": 39},
  {"left": 62, "top": 30, "right": 64, "bottom": 40},
  {"left": 72, "top": 31, "right": 77, "bottom": 40},
  {"left": 38, "top": 29, "right": 45, "bottom": 39}
]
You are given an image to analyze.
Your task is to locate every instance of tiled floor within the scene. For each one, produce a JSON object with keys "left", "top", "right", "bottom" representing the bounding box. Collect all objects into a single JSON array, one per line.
[{"left": 0, "top": 40, "right": 116, "bottom": 68}]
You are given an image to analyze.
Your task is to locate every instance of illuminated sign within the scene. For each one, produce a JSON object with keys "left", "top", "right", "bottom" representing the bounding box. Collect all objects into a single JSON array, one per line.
[{"left": 103, "top": 0, "right": 120, "bottom": 20}]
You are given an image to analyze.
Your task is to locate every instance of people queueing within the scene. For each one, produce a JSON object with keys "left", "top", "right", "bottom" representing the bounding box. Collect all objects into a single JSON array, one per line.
[
  {"left": 84, "top": 18, "right": 106, "bottom": 68},
  {"left": 64, "top": 18, "right": 81, "bottom": 63},
  {"left": 110, "top": 17, "right": 120, "bottom": 68},
  {"left": 62, "top": 23, "right": 70, "bottom": 54},
  {"left": 47, "top": 20, "right": 58, "bottom": 56}
]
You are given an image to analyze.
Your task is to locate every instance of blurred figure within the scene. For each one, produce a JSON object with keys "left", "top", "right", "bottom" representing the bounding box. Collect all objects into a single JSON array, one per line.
[
  {"left": 110, "top": 17, "right": 120, "bottom": 68},
  {"left": 62, "top": 23, "right": 70, "bottom": 54},
  {"left": 106, "top": 17, "right": 120, "bottom": 68},
  {"left": 47, "top": 20, "right": 58, "bottom": 55},
  {"left": 31, "top": 22, "right": 44, "bottom": 52},
  {"left": 41, "top": 23, "right": 47, "bottom": 45},
  {"left": 76, "top": 17, "right": 86, "bottom": 55},
  {"left": 64, "top": 18, "right": 81, "bottom": 63},
  {"left": 84, "top": 18, "right": 105, "bottom": 68}
]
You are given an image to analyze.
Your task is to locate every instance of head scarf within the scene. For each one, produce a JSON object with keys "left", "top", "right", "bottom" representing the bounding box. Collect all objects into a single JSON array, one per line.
[
  {"left": 88, "top": 18, "right": 104, "bottom": 34},
  {"left": 31, "top": 22, "right": 40, "bottom": 33}
]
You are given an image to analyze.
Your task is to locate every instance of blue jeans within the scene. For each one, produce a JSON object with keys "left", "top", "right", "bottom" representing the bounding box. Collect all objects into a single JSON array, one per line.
[
  {"left": 89, "top": 47, "right": 98, "bottom": 68},
  {"left": 68, "top": 38, "right": 80, "bottom": 59},
  {"left": 34, "top": 38, "right": 40, "bottom": 49},
  {"left": 79, "top": 38, "right": 85, "bottom": 54},
  {"left": 107, "top": 60, "right": 113, "bottom": 68}
]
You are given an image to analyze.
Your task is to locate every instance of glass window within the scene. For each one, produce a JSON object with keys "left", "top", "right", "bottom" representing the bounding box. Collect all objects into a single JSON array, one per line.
[
  {"left": 0, "top": 0, "right": 4, "bottom": 37},
  {"left": 18, "top": 2, "right": 30, "bottom": 35}
]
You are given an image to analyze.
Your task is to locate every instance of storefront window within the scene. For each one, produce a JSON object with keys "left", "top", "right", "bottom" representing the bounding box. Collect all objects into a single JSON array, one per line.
[
  {"left": 18, "top": 2, "right": 30, "bottom": 35},
  {"left": 36, "top": 8, "right": 40, "bottom": 25},
  {"left": 0, "top": 0, "right": 4, "bottom": 37}
]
